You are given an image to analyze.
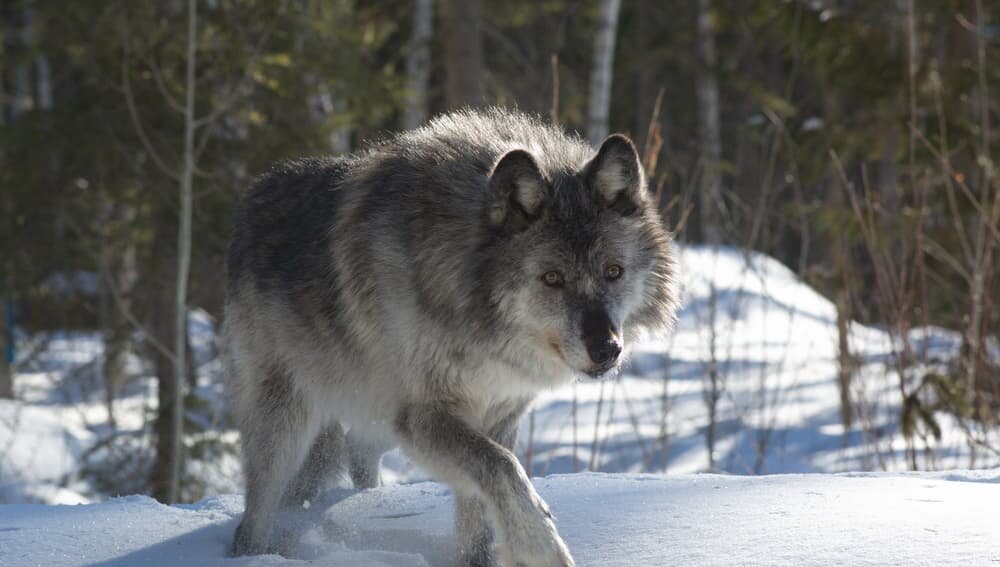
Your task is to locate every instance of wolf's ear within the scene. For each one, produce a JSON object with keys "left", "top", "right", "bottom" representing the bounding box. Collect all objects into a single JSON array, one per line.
[
  {"left": 488, "top": 149, "right": 546, "bottom": 232},
  {"left": 585, "top": 134, "right": 645, "bottom": 216}
]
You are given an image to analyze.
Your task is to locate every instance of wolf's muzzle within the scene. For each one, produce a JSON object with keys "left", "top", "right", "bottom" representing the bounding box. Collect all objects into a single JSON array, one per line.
[{"left": 582, "top": 306, "right": 622, "bottom": 370}]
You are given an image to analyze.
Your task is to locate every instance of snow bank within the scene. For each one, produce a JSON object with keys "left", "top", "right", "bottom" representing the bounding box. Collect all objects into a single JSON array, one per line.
[
  {"left": 523, "top": 245, "right": 1000, "bottom": 476},
  {"left": 1, "top": 473, "right": 998, "bottom": 566}
]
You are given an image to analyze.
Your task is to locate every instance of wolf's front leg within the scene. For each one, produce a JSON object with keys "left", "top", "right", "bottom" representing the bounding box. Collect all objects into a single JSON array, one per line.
[
  {"left": 454, "top": 409, "right": 522, "bottom": 567},
  {"left": 455, "top": 491, "right": 495, "bottom": 566},
  {"left": 395, "top": 404, "right": 575, "bottom": 567}
]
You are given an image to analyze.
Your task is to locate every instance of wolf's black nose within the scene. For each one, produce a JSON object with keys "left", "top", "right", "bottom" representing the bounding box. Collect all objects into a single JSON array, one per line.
[{"left": 587, "top": 338, "right": 622, "bottom": 365}]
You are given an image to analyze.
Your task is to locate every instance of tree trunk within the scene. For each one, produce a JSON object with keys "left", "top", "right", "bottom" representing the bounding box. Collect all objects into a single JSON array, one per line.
[
  {"left": 149, "top": 214, "right": 179, "bottom": 501},
  {"left": 0, "top": 21, "right": 9, "bottom": 398},
  {"left": 0, "top": 29, "right": 5, "bottom": 128},
  {"left": 152, "top": 0, "right": 197, "bottom": 504},
  {"left": 586, "top": 0, "right": 621, "bottom": 145},
  {"left": 835, "top": 284, "right": 854, "bottom": 433},
  {"left": 0, "top": 299, "right": 12, "bottom": 399},
  {"left": 703, "top": 282, "right": 721, "bottom": 471},
  {"left": 695, "top": 0, "right": 723, "bottom": 245},
  {"left": 186, "top": 325, "right": 198, "bottom": 391},
  {"left": 306, "top": 1, "right": 352, "bottom": 154},
  {"left": 10, "top": 9, "right": 31, "bottom": 121},
  {"left": 964, "top": 0, "right": 993, "bottom": 419},
  {"left": 631, "top": 0, "right": 654, "bottom": 151},
  {"left": 695, "top": 0, "right": 724, "bottom": 472},
  {"left": 170, "top": 0, "right": 197, "bottom": 503},
  {"left": 404, "top": 0, "right": 433, "bottom": 130},
  {"left": 441, "top": 0, "right": 483, "bottom": 108},
  {"left": 35, "top": 52, "right": 52, "bottom": 110},
  {"left": 328, "top": 92, "right": 351, "bottom": 154},
  {"left": 102, "top": 205, "right": 138, "bottom": 427},
  {"left": 0, "top": 7, "right": 35, "bottom": 399},
  {"left": 0, "top": 93, "right": 7, "bottom": 400},
  {"left": 822, "top": 80, "right": 855, "bottom": 440}
]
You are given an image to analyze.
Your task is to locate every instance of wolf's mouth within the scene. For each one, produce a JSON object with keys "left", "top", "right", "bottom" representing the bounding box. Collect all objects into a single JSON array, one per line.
[
  {"left": 584, "top": 364, "right": 620, "bottom": 380},
  {"left": 543, "top": 330, "right": 565, "bottom": 360},
  {"left": 547, "top": 338, "right": 563, "bottom": 358},
  {"left": 542, "top": 332, "right": 615, "bottom": 378}
]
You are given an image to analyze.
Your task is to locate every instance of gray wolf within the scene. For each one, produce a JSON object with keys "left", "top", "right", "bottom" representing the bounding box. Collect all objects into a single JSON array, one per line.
[{"left": 223, "top": 108, "right": 678, "bottom": 566}]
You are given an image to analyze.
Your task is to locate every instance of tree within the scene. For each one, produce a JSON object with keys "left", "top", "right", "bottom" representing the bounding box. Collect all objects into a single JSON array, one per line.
[
  {"left": 586, "top": 0, "right": 621, "bottom": 145},
  {"left": 168, "top": 0, "right": 198, "bottom": 504},
  {"left": 695, "top": 0, "right": 722, "bottom": 245},
  {"left": 98, "top": 199, "right": 138, "bottom": 426},
  {"left": 404, "top": 0, "right": 434, "bottom": 129},
  {"left": 441, "top": 0, "right": 483, "bottom": 108},
  {"left": 0, "top": 300, "right": 11, "bottom": 399}
]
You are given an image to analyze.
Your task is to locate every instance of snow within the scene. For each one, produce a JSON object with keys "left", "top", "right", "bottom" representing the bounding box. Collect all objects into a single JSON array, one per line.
[
  {"left": 2, "top": 472, "right": 999, "bottom": 566},
  {"left": 2, "top": 245, "right": 999, "bottom": 565}
]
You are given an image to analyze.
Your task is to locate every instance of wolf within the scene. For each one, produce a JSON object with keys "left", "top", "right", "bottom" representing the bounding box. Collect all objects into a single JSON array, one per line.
[{"left": 223, "top": 108, "right": 678, "bottom": 567}]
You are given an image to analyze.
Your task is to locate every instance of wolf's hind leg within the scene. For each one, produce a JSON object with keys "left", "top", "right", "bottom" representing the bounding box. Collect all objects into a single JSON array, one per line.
[
  {"left": 346, "top": 429, "right": 391, "bottom": 489},
  {"left": 232, "top": 364, "right": 321, "bottom": 556},
  {"left": 283, "top": 422, "right": 346, "bottom": 506}
]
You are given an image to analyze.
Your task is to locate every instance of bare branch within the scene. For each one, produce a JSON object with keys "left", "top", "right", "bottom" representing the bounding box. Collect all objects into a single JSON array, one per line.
[
  {"left": 105, "top": 266, "right": 176, "bottom": 364},
  {"left": 192, "top": 26, "right": 275, "bottom": 129},
  {"left": 146, "top": 54, "right": 186, "bottom": 115},
  {"left": 915, "top": 130, "right": 1000, "bottom": 245},
  {"left": 121, "top": 36, "right": 179, "bottom": 182},
  {"left": 921, "top": 236, "right": 972, "bottom": 285}
]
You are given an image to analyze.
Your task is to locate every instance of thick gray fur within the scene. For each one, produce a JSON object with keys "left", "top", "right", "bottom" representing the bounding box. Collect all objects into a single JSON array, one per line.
[{"left": 224, "top": 108, "right": 678, "bottom": 566}]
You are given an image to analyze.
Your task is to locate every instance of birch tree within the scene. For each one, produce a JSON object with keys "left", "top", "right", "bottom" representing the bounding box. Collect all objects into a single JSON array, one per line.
[
  {"left": 586, "top": 0, "right": 621, "bottom": 145},
  {"left": 166, "top": 0, "right": 198, "bottom": 504},
  {"left": 404, "top": 0, "right": 434, "bottom": 130},
  {"left": 442, "top": 0, "right": 483, "bottom": 108},
  {"left": 695, "top": 0, "right": 724, "bottom": 471},
  {"left": 696, "top": 0, "right": 723, "bottom": 245}
]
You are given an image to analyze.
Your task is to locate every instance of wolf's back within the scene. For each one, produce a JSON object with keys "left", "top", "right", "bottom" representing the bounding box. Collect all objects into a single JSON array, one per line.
[
  {"left": 226, "top": 108, "right": 591, "bottom": 297},
  {"left": 226, "top": 157, "right": 349, "bottom": 294}
]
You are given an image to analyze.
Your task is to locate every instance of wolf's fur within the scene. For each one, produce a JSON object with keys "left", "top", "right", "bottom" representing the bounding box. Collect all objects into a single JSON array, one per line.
[{"left": 224, "top": 108, "right": 678, "bottom": 566}]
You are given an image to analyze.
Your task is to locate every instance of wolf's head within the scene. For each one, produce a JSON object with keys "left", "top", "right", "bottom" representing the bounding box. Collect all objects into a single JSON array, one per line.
[{"left": 485, "top": 134, "right": 677, "bottom": 379}]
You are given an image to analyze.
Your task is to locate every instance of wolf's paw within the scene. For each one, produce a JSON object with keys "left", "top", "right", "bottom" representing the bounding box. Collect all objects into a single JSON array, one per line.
[
  {"left": 501, "top": 535, "right": 575, "bottom": 567},
  {"left": 231, "top": 521, "right": 268, "bottom": 557},
  {"left": 499, "top": 510, "right": 576, "bottom": 567}
]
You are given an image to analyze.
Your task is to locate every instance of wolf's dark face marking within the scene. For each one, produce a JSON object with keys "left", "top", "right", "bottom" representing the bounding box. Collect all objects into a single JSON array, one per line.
[{"left": 488, "top": 135, "right": 670, "bottom": 378}]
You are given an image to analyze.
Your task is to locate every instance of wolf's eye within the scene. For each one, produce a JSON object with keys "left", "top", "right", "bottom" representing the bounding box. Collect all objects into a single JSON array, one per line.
[
  {"left": 606, "top": 264, "right": 624, "bottom": 281},
  {"left": 542, "top": 270, "right": 565, "bottom": 287}
]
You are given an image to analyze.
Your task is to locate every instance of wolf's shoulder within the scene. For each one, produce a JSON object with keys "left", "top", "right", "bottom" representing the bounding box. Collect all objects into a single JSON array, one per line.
[{"left": 246, "top": 156, "right": 351, "bottom": 198}]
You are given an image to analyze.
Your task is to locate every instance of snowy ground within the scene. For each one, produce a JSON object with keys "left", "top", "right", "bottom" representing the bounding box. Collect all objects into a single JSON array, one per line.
[{"left": 2, "top": 472, "right": 999, "bottom": 566}]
